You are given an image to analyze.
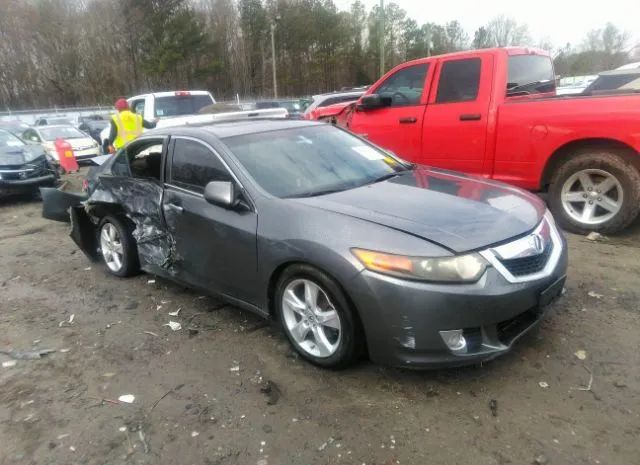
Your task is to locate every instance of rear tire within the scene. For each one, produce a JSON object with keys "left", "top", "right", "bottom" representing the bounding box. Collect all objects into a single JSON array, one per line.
[
  {"left": 97, "top": 215, "right": 140, "bottom": 277},
  {"left": 548, "top": 150, "right": 640, "bottom": 234},
  {"left": 275, "top": 264, "right": 364, "bottom": 369}
]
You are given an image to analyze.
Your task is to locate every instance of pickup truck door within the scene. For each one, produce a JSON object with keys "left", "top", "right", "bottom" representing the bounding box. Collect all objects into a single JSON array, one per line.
[
  {"left": 421, "top": 54, "right": 493, "bottom": 175},
  {"left": 162, "top": 136, "right": 259, "bottom": 305},
  {"left": 348, "top": 62, "right": 432, "bottom": 160}
]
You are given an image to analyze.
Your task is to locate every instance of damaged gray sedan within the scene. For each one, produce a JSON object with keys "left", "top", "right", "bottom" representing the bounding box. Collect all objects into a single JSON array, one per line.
[{"left": 42, "top": 120, "right": 567, "bottom": 369}]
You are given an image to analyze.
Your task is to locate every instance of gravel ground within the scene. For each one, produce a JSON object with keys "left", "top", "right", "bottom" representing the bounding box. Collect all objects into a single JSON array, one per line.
[{"left": 0, "top": 169, "right": 639, "bottom": 465}]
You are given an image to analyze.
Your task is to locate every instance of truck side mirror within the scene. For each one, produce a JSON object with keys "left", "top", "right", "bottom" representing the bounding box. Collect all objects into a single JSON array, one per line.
[{"left": 357, "top": 94, "right": 392, "bottom": 111}]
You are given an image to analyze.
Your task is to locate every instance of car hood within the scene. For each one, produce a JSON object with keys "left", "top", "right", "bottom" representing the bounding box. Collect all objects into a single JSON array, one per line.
[
  {"left": 0, "top": 145, "right": 46, "bottom": 166},
  {"left": 66, "top": 137, "right": 96, "bottom": 149},
  {"left": 293, "top": 167, "right": 545, "bottom": 253}
]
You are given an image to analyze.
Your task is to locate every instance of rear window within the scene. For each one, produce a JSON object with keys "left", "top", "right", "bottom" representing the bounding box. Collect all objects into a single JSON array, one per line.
[
  {"left": 507, "top": 55, "right": 555, "bottom": 96},
  {"left": 154, "top": 94, "right": 214, "bottom": 117}
]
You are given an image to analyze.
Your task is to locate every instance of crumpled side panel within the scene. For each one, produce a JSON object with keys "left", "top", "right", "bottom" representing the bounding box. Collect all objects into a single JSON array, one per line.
[{"left": 86, "top": 177, "right": 177, "bottom": 273}]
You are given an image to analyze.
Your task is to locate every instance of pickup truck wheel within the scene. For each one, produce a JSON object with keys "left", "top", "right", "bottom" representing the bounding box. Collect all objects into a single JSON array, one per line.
[
  {"left": 549, "top": 151, "right": 640, "bottom": 234},
  {"left": 98, "top": 215, "right": 140, "bottom": 277}
]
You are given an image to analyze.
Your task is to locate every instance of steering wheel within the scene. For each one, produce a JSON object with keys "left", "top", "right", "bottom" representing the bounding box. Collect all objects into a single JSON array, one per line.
[{"left": 392, "top": 91, "right": 410, "bottom": 103}]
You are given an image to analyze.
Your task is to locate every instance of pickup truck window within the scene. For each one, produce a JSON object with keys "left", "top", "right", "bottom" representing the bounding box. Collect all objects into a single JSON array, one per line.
[
  {"left": 376, "top": 64, "right": 428, "bottom": 107},
  {"left": 155, "top": 95, "right": 214, "bottom": 118},
  {"left": 435, "top": 59, "right": 481, "bottom": 103},
  {"left": 170, "top": 138, "right": 230, "bottom": 193},
  {"left": 507, "top": 55, "right": 555, "bottom": 96}
]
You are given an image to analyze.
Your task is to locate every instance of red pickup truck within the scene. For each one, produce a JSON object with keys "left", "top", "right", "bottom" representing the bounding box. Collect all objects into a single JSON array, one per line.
[{"left": 337, "top": 47, "right": 640, "bottom": 234}]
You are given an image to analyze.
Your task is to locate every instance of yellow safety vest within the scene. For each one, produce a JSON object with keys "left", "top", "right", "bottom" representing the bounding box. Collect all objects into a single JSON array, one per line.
[{"left": 112, "top": 110, "right": 143, "bottom": 149}]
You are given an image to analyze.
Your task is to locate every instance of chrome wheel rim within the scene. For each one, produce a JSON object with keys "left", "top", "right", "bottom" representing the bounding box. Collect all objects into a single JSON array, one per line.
[
  {"left": 100, "top": 223, "right": 124, "bottom": 272},
  {"left": 281, "top": 279, "right": 342, "bottom": 358},
  {"left": 561, "top": 169, "right": 623, "bottom": 225}
]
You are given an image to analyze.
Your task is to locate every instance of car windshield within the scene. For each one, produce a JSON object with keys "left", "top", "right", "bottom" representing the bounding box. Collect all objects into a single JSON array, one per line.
[
  {"left": 0, "top": 129, "right": 25, "bottom": 148},
  {"left": 507, "top": 55, "right": 555, "bottom": 95},
  {"left": 280, "top": 101, "right": 301, "bottom": 112},
  {"left": 584, "top": 73, "right": 640, "bottom": 93},
  {"left": 223, "top": 125, "right": 409, "bottom": 198},
  {"left": 154, "top": 94, "right": 214, "bottom": 117},
  {"left": 40, "top": 126, "right": 86, "bottom": 141}
]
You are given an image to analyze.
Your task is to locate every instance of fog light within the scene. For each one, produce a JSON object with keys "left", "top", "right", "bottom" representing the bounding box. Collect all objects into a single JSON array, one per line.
[{"left": 440, "top": 329, "right": 467, "bottom": 352}]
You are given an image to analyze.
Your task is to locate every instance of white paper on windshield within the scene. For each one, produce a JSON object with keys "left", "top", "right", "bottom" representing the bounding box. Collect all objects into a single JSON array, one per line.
[
  {"left": 6, "top": 141, "right": 22, "bottom": 147},
  {"left": 353, "top": 145, "right": 385, "bottom": 161}
]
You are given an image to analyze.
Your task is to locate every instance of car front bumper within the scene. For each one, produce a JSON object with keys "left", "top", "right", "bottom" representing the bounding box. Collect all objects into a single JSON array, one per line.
[
  {"left": 0, "top": 174, "right": 57, "bottom": 193},
  {"left": 348, "top": 238, "right": 568, "bottom": 369}
]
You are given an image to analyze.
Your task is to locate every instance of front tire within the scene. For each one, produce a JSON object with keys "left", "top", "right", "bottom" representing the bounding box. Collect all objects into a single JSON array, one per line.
[
  {"left": 548, "top": 150, "right": 640, "bottom": 234},
  {"left": 98, "top": 215, "right": 139, "bottom": 277},
  {"left": 275, "top": 264, "right": 363, "bottom": 369}
]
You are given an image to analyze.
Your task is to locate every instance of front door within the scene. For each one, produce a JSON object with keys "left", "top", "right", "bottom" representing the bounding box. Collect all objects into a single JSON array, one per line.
[
  {"left": 421, "top": 54, "right": 492, "bottom": 175},
  {"left": 162, "top": 137, "right": 259, "bottom": 304},
  {"left": 348, "top": 63, "right": 431, "bottom": 161}
]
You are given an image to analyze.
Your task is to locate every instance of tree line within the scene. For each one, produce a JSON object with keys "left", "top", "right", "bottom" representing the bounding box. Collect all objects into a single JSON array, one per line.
[{"left": 0, "top": 0, "right": 637, "bottom": 110}]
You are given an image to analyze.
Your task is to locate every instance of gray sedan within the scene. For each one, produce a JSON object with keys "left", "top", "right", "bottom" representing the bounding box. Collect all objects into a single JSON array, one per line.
[{"left": 42, "top": 120, "right": 567, "bottom": 369}]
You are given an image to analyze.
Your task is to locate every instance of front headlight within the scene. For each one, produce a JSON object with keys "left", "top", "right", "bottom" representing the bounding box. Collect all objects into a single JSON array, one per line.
[{"left": 352, "top": 248, "right": 488, "bottom": 283}]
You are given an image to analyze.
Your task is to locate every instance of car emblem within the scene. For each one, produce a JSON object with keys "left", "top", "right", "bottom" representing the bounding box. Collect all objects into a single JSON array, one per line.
[
  {"left": 529, "top": 234, "right": 544, "bottom": 254},
  {"left": 18, "top": 171, "right": 27, "bottom": 179}
]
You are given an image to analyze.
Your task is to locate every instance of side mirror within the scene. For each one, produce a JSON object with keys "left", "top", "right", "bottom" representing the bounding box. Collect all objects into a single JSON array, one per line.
[
  {"left": 357, "top": 94, "right": 392, "bottom": 111},
  {"left": 204, "top": 181, "right": 236, "bottom": 209}
]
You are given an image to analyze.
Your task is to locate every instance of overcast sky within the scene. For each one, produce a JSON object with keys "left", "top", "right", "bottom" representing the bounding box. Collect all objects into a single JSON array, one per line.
[{"left": 338, "top": 0, "right": 638, "bottom": 49}]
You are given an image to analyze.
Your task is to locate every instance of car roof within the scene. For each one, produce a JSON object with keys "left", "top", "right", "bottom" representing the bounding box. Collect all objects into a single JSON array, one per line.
[
  {"left": 150, "top": 119, "right": 324, "bottom": 139},
  {"left": 128, "top": 91, "right": 212, "bottom": 99},
  {"left": 37, "top": 124, "right": 79, "bottom": 130}
]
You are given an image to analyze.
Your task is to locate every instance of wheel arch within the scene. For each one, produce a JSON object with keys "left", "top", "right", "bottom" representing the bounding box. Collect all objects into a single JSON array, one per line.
[{"left": 540, "top": 138, "right": 640, "bottom": 190}]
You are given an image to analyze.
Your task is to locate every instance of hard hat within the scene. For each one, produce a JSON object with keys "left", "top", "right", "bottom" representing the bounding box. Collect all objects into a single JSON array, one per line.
[{"left": 114, "top": 98, "right": 129, "bottom": 111}]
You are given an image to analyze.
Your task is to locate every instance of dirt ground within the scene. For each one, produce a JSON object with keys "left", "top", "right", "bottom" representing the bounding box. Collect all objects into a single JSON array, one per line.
[{"left": 1, "top": 168, "right": 639, "bottom": 465}]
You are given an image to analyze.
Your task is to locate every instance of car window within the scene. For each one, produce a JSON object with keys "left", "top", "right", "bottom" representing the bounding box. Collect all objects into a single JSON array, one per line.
[
  {"left": 111, "top": 151, "right": 131, "bottom": 177},
  {"left": 39, "top": 126, "right": 86, "bottom": 141},
  {"left": 22, "top": 129, "right": 41, "bottom": 143},
  {"left": 0, "top": 129, "right": 25, "bottom": 148},
  {"left": 507, "top": 55, "right": 555, "bottom": 96},
  {"left": 170, "top": 138, "right": 230, "bottom": 193},
  {"left": 154, "top": 95, "right": 214, "bottom": 118},
  {"left": 222, "top": 125, "right": 407, "bottom": 198},
  {"left": 376, "top": 64, "right": 429, "bottom": 106},
  {"left": 125, "top": 139, "right": 163, "bottom": 180},
  {"left": 436, "top": 58, "right": 481, "bottom": 103},
  {"left": 131, "top": 99, "right": 145, "bottom": 115}
]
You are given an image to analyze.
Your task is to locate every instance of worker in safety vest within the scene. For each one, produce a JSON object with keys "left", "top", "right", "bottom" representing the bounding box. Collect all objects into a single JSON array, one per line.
[{"left": 107, "top": 98, "right": 157, "bottom": 153}]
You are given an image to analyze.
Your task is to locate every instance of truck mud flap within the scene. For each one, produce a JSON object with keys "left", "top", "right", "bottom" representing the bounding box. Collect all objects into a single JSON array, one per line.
[
  {"left": 40, "top": 187, "right": 88, "bottom": 222},
  {"left": 70, "top": 205, "right": 100, "bottom": 261}
]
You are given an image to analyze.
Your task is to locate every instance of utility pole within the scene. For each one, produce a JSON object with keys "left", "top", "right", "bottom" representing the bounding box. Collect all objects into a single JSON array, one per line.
[
  {"left": 271, "top": 22, "right": 278, "bottom": 99},
  {"left": 379, "top": 0, "right": 384, "bottom": 76}
]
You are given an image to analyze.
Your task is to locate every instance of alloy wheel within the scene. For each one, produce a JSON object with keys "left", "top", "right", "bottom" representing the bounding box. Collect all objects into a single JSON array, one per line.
[
  {"left": 561, "top": 168, "right": 623, "bottom": 225},
  {"left": 281, "top": 279, "right": 342, "bottom": 358},
  {"left": 100, "top": 222, "right": 124, "bottom": 272}
]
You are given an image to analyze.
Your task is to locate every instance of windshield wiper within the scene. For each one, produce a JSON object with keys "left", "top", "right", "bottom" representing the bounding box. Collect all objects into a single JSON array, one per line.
[{"left": 286, "top": 187, "right": 349, "bottom": 198}]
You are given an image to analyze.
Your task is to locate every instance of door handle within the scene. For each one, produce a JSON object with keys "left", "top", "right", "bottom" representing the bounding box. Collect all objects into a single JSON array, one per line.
[
  {"left": 165, "top": 203, "right": 183, "bottom": 213},
  {"left": 399, "top": 117, "right": 417, "bottom": 124},
  {"left": 459, "top": 113, "right": 481, "bottom": 121}
]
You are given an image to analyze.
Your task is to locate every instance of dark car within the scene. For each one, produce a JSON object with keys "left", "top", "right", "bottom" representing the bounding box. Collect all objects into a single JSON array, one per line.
[
  {"left": 0, "top": 129, "right": 58, "bottom": 197},
  {"left": 41, "top": 120, "right": 567, "bottom": 369},
  {"left": 79, "top": 119, "right": 110, "bottom": 146}
]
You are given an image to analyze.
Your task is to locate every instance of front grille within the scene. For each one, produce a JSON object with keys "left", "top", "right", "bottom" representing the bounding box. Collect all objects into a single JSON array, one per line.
[
  {"left": 0, "top": 158, "right": 50, "bottom": 180},
  {"left": 498, "top": 242, "right": 553, "bottom": 276}
]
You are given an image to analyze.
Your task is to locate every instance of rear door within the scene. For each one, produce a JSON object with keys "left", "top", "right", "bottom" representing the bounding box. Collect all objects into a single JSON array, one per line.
[
  {"left": 162, "top": 136, "right": 259, "bottom": 304},
  {"left": 422, "top": 53, "right": 493, "bottom": 175},
  {"left": 348, "top": 63, "right": 432, "bottom": 160}
]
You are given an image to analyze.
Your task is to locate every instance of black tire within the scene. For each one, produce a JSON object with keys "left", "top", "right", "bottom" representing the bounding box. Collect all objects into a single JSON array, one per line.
[
  {"left": 97, "top": 215, "right": 140, "bottom": 277},
  {"left": 275, "top": 264, "right": 364, "bottom": 369},
  {"left": 548, "top": 150, "right": 640, "bottom": 234}
]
